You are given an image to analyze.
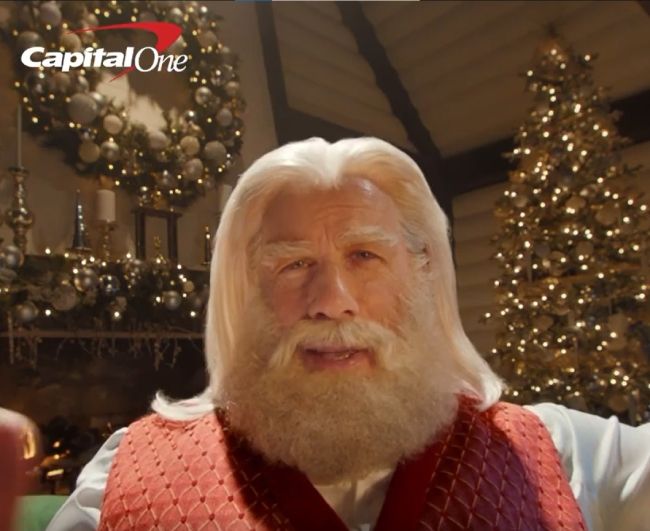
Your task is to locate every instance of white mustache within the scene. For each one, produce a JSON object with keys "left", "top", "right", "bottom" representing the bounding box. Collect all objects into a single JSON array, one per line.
[{"left": 268, "top": 318, "right": 402, "bottom": 370}]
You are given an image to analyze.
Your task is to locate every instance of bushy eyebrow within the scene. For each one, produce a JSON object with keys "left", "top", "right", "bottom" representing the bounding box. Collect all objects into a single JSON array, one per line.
[
  {"left": 337, "top": 225, "right": 400, "bottom": 247},
  {"left": 260, "top": 241, "right": 314, "bottom": 265},
  {"left": 259, "top": 225, "right": 399, "bottom": 267}
]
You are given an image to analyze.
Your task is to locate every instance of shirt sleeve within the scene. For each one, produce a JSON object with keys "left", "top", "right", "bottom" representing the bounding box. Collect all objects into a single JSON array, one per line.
[
  {"left": 525, "top": 402, "right": 650, "bottom": 531},
  {"left": 45, "top": 427, "right": 127, "bottom": 531}
]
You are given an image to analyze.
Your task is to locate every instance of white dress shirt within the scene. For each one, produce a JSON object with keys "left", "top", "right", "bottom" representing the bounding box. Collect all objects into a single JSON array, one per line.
[{"left": 46, "top": 403, "right": 650, "bottom": 531}]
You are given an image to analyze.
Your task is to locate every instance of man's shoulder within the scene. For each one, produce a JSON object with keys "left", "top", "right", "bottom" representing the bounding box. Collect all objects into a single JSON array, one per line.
[
  {"left": 125, "top": 409, "right": 227, "bottom": 439},
  {"left": 460, "top": 397, "right": 542, "bottom": 423},
  {"left": 469, "top": 399, "right": 551, "bottom": 435}
]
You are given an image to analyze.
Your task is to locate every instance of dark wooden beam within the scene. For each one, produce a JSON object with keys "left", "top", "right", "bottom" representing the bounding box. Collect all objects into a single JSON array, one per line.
[
  {"left": 336, "top": 2, "right": 441, "bottom": 160},
  {"left": 255, "top": 2, "right": 453, "bottom": 221},
  {"left": 445, "top": 88, "right": 650, "bottom": 197},
  {"left": 336, "top": 2, "right": 451, "bottom": 219},
  {"left": 256, "top": 3, "right": 366, "bottom": 145},
  {"left": 638, "top": 1, "right": 650, "bottom": 16}
]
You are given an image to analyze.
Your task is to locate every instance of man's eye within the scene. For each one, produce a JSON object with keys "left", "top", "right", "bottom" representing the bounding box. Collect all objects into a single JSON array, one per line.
[
  {"left": 282, "top": 259, "right": 310, "bottom": 272},
  {"left": 351, "top": 250, "right": 378, "bottom": 261}
]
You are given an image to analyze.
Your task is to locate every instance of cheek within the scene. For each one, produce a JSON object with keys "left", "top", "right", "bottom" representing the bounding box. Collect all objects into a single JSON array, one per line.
[
  {"left": 261, "top": 275, "right": 307, "bottom": 328},
  {"left": 356, "top": 272, "right": 407, "bottom": 327}
]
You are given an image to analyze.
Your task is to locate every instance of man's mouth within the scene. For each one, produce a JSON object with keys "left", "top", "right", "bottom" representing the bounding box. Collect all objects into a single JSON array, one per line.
[{"left": 299, "top": 344, "right": 373, "bottom": 370}]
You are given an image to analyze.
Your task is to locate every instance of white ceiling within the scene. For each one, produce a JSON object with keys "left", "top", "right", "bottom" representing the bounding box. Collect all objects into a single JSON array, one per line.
[{"left": 271, "top": 1, "right": 650, "bottom": 157}]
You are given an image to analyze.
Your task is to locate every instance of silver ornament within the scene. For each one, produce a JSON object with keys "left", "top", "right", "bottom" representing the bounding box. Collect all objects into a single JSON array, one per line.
[
  {"left": 195, "top": 86, "right": 213, "bottom": 105},
  {"left": 181, "top": 110, "right": 197, "bottom": 126},
  {"left": 74, "top": 267, "right": 99, "bottom": 291},
  {"left": 79, "top": 141, "right": 100, "bottom": 163},
  {"left": 182, "top": 158, "right": 204, "bottom": 181},
  {"left": 138, "top": 11, "right": 157, "bottom": 22},
  {"left": 203, "top": 140, "right": 227, "bottom": 165},
  {"left": 148, "top": 129, "right": 170, "bottom": 150},
  {"left": 180, "top": 135, "right": 200, "bottom": 156},
  {"left": 163, "top": 290, "right": 182, "bottom": 310},
  {"left": 219, "top": 46, "right": 235, "bottom": 64},
  {"left": 53, "top": 72, "right": 71, "bottom": 92},
  {"left": 39, "top": 2, "right": 62, "bottom": 26},
  {"left": 16, "top": 31, "right": 44, "bottom": 52},
  {"left": 80, "top": 30, "right": 95, "bottom": 45},
  {"left": 60, "top": 32, "right": 82, "bottom": 52},
  {"left": 595, "top": 204, "right": 619, "bottom": 226},
  {"left": 168, "top": 35, "right": 186, "bottom": 55},
  {"left": 100, "top": 140, "right": 120, "bottom": 162},
  {"left": 124, "top": 259, "right": 146, "bottom": 285},
  {"left": 197, "top": 30, "right": 218, "bottom": 49},
  {"left": 67, "top": 93, "right": 98, "bottom": 125},
  {"left": 84, "top": 13, "right": 99, "bottom": 27},
  {"left": 51, "top": 283, "right": 78, "bottom": 311},
  {"left": 182, "top": 280, "right": 195, "bottom": 294},
  {"left": 99, "top": 274, "right": 120, "bottom": 296},
  {"left": 166, "top": 7, "right": 184, "bottom": 25},
  {"left": 15, "top": 301, "right": 38, "bottom": 323},
  {"left": 216, "top": 108, "right": 233, "bottom": 127},
  {"left": 224, "top": 81, "right": 240, "bottom": 98},
  {"left": 575, "top": 241, "right": 594, "bottom": 257},
  {"left": 103, "top": 114, "right": 123, "bottom": 135},
  {"left": 0, "top": 268, "right": 17, "bottom": 284},
  {"left": 565, "top": 195, "right": 586, "bottom": 212},
  {"left": 1, "top": 245, "right": 24, "bottom": 269},
  {"left": 89, "top": 92, "right": 108, "bottom": 116}
]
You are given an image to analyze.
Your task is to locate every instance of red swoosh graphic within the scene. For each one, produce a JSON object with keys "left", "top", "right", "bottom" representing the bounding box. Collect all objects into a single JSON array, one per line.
[{"left": 70, "top": 22, "right": 182, "bottom": 81}]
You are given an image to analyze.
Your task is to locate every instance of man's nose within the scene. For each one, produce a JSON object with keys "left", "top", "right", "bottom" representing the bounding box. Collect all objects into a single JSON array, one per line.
[{"left": 306, "top": 261, "right": 359, "bottom": 320}]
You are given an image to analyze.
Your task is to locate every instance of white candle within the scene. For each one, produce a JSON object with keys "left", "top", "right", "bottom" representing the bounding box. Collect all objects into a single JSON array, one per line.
[
  {"left": 218, "top": 183, "right": 233, "bottom": 212},
  {"left": 16, "top": 106, "right": 22, "bottom": 168},
  {"left": 96, "top": 189, "right": 116, "bottom": 223}
]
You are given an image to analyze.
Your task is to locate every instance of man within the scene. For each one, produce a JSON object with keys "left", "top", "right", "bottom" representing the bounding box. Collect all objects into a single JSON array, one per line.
[{"left": 49, "top": 137, "right": 650, "bottom": 531}]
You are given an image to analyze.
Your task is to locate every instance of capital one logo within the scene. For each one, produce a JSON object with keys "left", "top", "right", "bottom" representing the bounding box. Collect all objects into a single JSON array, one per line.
[{"left": 20, "top": 22, "right": 188, "bottom": 80}]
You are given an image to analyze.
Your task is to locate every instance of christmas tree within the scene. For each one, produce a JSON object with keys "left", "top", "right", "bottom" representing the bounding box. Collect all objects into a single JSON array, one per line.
[{"left": 486, "top": 32, "right": 650, "bottom": 425}]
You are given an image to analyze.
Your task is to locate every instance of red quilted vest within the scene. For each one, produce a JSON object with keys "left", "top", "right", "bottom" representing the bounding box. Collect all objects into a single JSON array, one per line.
[{"left": 99, "top": 399, "right": 585, "bottom": 530}]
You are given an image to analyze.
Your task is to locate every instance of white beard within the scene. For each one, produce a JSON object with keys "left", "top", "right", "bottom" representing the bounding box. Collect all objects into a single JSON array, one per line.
[{"left": 220, "top": 273, "right": 462, "bottom": 484}]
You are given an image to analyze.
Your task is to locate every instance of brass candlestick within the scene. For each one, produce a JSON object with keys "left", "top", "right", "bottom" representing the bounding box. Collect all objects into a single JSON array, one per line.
[
  {"left": 99, "top": 220, "right": 116, "bottom": 261},
  {"left": 5, "top": 166, "right": 34, "bottom": 253},
  {"left": 203, "top": 225, "right": 212, "bottom": 266},
  {"left": 69, "top": 190, "right": 91, "bottom": 255}
]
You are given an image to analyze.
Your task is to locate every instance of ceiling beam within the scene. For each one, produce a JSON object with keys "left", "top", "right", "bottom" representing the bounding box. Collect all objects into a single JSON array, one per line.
[
  {"left": 256, "top": 3, "right": 371, "bottom": 144},
  {"left": 336, "top": 2, "right": 441, "bottom": 161},
  {"left": 638, "top": 1, "right": 650, "bottom": 16},
  {"left": 445, "top": 88, "right": 650, "bottom": 197},
  {"left": 256, "top": 2, "right": 453, "bottom": 221},
  {"left": 336, "top": 2, "right": 451, "bottom": 219}
]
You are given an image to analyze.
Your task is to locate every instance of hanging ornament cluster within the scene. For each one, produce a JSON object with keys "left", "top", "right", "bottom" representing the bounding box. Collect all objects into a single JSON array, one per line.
[
  {"left": 2, "top": 1, "right": 245, "bottom": 209},
  {"left": 485, "top": 31, "right": 650, "bottom": 425},
  {"left": 0, "top": 243, "right": 209, "bottom": 331}
]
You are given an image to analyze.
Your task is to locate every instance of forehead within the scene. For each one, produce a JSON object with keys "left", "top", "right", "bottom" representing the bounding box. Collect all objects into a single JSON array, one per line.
[{"left": 260, "top": 176, "right": 401, "bottom": 241}]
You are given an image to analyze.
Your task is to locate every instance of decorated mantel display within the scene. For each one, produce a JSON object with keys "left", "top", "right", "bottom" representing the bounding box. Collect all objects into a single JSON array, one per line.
[
  {"left": 2, "top": 0, "right": 244, "bottom": 209},
  {"left": 0, "top": 0, "right": 241, "bottom": 363}
]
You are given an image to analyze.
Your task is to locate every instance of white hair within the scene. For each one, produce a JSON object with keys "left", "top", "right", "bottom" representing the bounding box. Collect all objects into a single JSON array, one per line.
[{"left": 152, "top": 137, "right": 503, "bottom": 420}]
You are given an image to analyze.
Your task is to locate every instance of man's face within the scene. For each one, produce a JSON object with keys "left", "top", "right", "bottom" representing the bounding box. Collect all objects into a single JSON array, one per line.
[{"left": 256, "top": 176, "right": 413, "bottom": 373}]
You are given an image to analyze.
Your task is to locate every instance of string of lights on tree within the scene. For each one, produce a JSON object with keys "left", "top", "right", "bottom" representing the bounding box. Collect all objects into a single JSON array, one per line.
[
  {"left": 484, "top": 33, "right": 650, "bottom": 425},
  {"left": 3, "top": 0, "right": 245, "bottom": 209}
]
